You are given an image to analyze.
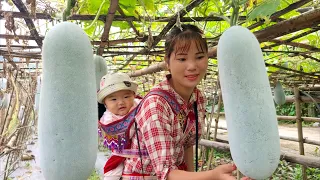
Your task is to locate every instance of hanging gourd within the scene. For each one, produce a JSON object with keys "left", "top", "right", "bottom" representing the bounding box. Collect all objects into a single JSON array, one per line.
[
  {"left": 34, "top": 75, "right": 41, "bottom": 112},
  {"left": 94, "top": 55, "right": 107, "bottom": 91},
  {"left": 1, "top": 93, "right": 11, "bottom": 109},
  {"left": 0, "top": 78, "right": 7, "bottom": 91},
  {"left": 274, "top": 81, "right": 286, "bottom": 105},
  {"left": 39, "top": 22, "right": 98, "bottom": 180},
  {"left": 217, "top": 25, "right": 280, "bottom": 179}
]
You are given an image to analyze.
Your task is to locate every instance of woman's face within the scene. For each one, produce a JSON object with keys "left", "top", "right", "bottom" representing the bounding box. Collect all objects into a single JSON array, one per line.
[{"left": 167, "top": 40, "right": 208, "bottom": 91}]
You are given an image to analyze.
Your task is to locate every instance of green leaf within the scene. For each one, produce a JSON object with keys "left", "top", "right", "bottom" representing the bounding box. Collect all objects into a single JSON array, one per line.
[
  {"left": 268, "top": 66, "right": 280, "bottom": 72},
  {"left": 120, "top": 0, "right": 137, "bottom": 7},
  {"left": 138, "top": 0, "right": 155, "bottom": 11},
  {"left": 306, "top": 34, "right": 318, "bottom": 47},
  {"left": 112, "top": 21, "right": 131, "bottom": 30},
  {"left": 84, "top": 0, "right": 110, "bottom": 14},
  {"left": 247, "top": 0, "right": 280, "bottom": 21},
  {"left": 83, "top": 21, "right": 104, "bottom": 36},
  {"left": 120, "top": 0, "right": 139, "bottom": 18}
]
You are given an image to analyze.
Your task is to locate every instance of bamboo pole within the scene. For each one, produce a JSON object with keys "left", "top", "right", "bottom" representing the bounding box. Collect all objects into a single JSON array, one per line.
[
  {"left": 199, "top": 79, "right": 220, "bottom": 171},
  {"left": 294, "top": 86, "right": 307, "bottom": 180},
  {"left": 277, "top": 116, "right": 320, "bottom": 122},
  {"left": 205, "top": 92, "right": 222, "bottom": 171},
  {"left": 199, "top": 139, "right": 320, "bottom": 168},
  {"left": 128, "top": 62, "right": 166, "bottom": 77},
  {"left": 213, "top": 92, "right": 223, "bottom": 141}
]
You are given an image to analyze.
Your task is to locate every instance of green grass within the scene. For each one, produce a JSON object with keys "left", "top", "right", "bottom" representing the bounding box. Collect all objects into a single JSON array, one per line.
[
  {"left": 199, "top": 149, "right": 320, "bottom": 179},
  {"left": 88, "top": 169, "right": 101, "bottom": 180}
]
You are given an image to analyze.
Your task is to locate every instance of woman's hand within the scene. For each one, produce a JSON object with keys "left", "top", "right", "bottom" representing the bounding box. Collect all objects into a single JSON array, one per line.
[{"left": 211, "top": 164, "right": 252, "bottom": 180}]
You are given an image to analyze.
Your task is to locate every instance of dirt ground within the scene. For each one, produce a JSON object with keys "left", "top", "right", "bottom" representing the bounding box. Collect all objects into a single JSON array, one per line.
[
  {"left": 211, "top": 117, "right": 320, "bottom": 157},
  {"left": 1, "top": 118, "right": 319, "bottom": 180}
]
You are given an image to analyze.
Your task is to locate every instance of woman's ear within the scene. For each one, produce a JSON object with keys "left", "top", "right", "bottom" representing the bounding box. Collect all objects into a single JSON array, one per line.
[{"left": 164, "top": 56, "right": 170, "bottom": 71}]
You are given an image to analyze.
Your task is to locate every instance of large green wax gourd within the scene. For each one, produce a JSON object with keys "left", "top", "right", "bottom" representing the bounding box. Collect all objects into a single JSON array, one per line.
[
  {"left": 217, "top": 26, "right": 280, "bottom": 179},
  {"left": 39, "top": 22, "right": 97, "bottom": 180}
]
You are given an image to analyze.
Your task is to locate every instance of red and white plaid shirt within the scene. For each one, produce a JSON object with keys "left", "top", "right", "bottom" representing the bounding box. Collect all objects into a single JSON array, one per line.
[{"left": 123, "top": 75, "right": 206, "bottom": 180}]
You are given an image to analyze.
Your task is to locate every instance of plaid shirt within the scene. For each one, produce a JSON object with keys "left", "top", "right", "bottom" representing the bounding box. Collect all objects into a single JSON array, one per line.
[{"left": 123, "top": 75, "right": 206, "bottom": 180}]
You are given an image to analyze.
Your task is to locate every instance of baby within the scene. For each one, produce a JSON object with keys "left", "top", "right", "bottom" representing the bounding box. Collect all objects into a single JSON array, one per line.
[{"left": 97, "top": 72, "right": 140, "bottom": 180}]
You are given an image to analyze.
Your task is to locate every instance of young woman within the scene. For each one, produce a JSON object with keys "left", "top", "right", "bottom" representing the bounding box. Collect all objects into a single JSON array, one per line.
[{"left": 122, "top": 24, "right": 248, "bottom": 180}]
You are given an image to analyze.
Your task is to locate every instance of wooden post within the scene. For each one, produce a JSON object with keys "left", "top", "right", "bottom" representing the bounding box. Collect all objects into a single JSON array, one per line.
[
  {"left": 213, "top": 92, "right": 222, "bottom": 141},
  {"left": 200, "top": 79, "right": 220, "bottom": 171},
  {"left": 294, "top": 86, "right": 307, "bottom": 180}
]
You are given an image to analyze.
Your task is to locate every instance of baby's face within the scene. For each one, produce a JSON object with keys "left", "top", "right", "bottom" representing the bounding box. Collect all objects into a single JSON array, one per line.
[{"left": 104, "top": 90, "right": 135, "bottom": 116}]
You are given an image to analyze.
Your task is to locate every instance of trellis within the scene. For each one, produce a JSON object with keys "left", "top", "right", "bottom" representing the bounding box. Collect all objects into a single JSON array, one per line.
[{"left": 0, "top": 0, "right": 320, "bottom": 179}]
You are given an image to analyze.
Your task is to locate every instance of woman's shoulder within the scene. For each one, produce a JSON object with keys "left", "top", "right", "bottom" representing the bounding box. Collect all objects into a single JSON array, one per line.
[{"left": 136, "top": 89, "right": 175, "bottom": 115}]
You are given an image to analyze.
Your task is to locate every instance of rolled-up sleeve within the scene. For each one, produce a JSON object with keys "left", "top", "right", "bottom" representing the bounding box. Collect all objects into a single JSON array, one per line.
[{"left": 139, "top": 96, "right": 178, "bottom": 180}]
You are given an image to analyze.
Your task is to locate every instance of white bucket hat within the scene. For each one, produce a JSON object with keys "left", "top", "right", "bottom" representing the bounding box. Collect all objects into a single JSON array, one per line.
[{"left": 97, "top": 73, "right": 138, "bottom": 104}]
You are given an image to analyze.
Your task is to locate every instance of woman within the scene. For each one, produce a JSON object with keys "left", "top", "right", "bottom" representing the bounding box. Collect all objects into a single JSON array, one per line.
[{"left": 122, "top": 24, "right": 247, "bottom": 180}]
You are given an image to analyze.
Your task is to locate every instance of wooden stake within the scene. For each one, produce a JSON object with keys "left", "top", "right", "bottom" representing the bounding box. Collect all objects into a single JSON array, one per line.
[
  {"left": 293, "top": 86, "right": 307, "bottom": 180},
  {"left": 213, "top": 92, "right": 222, "bottom": 141},
  {"left": 237, "top": 170, "right": 243, "bottom": 180}
]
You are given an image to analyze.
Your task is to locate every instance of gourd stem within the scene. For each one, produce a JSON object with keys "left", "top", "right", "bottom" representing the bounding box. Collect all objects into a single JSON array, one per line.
[
  {"left": 84, "top": 0, "right": 107, "bottom": 30},
  {"left": 63, "top": 0, "right": 73, "bottom": 21},
  {"left": 230, "top": 0, "right": 240, "bottom": 26}
]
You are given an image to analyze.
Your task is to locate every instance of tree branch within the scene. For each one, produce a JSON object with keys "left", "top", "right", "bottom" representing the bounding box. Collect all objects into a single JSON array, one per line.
[
  {"left": 98, "top": 0, "right": 119, "bottom": 55},
  {"left": 247, "top": 0, "right": 313, "bottom": 30}
]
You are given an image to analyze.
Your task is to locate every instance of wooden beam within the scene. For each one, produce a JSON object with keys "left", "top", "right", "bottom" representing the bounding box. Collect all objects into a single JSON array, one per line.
[
  {"left": 267, "top": 39, "right": 320, "bottom": 52},
  {"left": 128, "top": 62, "right": 166, "bottom": 77},
  {"left": 277, "top": 115, "right": 320, "bottom": 122},
  {"left": 0, "top": 60, "right": 41, "bottom": 64},
  {"left": 0, "top": 52, "right": 41, "bottom": 59},
  {"left": 254, "top": 9, "right": 320, "bottom": 42},
  {"left": 300, "top": 54, "right": 320, "bottom": 63},
  {"left": 67, "top": 14, "right": 248, "bottom": 22},
  {"left": 0, "top": 11, "right": 251, "bottom": 22},
  {"left": 101, "top": 50, "right": 164, "bottom": 55},
  {"left": 0, "top": 44, "right": 40, "bottom": 49},
  {"left": 247, "top": 0, "right": 313, "bottom": 30},
  {"left": 299, "top": 85, "right": 320, "bottom": 91},
  {"left": 11, "top": 0, "right": 43, "bottom": 48},
  {"left": 265, "top": 63, "right": 319, "bottom": 78},
  {"left": 286, "top": 95, "right": 320, "bottom": 103},
  {"left": 0, "top": 34, "right": 44, "bottom": 40},
  {"left": 117, "top": 6, "right": 141, "bottom": 37},
  {"left": 263, "top": 28, "right": 319, "bottom": 49},
  {"left": 150, "top": 0, "right": 205, "bottom": 49},
  {"left": 118, "top": 0, "right": 205, "bottom": 71},
  {"left": 0, "top": 11, "right": 53, "bottom": 20},
  {"left": 199, "top": 139, "right": 320, "bottom": 168}
]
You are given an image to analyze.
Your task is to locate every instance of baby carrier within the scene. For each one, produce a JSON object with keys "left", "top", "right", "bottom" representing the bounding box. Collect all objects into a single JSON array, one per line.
[{"left": 98, "top": 88, "right": 200, "bottom": 175}]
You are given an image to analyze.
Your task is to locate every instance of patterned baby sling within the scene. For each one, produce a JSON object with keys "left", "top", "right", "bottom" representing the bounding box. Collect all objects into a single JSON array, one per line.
[{"left": 99, "top": 88, "right": 200, "bottom": 175}]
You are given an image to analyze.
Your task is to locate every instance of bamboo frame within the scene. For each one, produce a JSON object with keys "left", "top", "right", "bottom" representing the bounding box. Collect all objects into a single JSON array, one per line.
[
  {"left": 199, "top": 139, "right": 320, "bottom": 168},
  {"left": 209, "top": 125, "right": 320, "bottom": 146},
  {"left": 215, "top": 112, "right": 320, "bottom": 122}
]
